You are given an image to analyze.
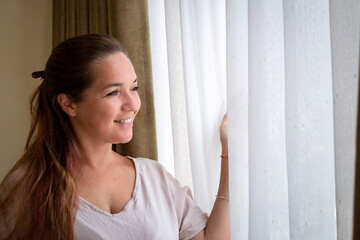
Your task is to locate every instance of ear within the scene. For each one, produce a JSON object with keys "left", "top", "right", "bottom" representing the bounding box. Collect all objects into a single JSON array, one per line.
[{"left": 57, "top": 93, "right": 77, "bottom": 117}]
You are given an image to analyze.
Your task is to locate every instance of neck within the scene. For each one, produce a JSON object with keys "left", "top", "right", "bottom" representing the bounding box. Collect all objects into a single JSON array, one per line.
[{"left": 76, "top": 141, "right": 118, "bottom": 171}]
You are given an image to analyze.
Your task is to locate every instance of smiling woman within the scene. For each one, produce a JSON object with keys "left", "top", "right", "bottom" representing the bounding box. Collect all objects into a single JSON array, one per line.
[
  {"left": 58, "top": 52, "right": 141, "bottom": 147},
  {"left": 0, "top": 34, "right": 230, "bottom": 240}
]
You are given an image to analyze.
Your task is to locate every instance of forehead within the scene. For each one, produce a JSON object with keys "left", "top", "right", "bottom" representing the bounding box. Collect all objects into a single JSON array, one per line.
[{"left": 90, "top": 52, "right": 137, "bottom": 87}]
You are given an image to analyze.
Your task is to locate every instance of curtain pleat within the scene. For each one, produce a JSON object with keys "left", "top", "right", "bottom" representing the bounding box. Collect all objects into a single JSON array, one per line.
[
  {"left": 177, "top": 0, "right": 227, "bottom": 214},
  {"left": 354, "top": 58, "right": 360, "bottom": 239},
  {"left": 76, "top": 1, "right": 90, "bottom": 35},
  {"left": 89, "top": 0, "right": 108, "bottom": 34},
  {"left": 52, "top": 0, "right": 158, "bottom": 160}
]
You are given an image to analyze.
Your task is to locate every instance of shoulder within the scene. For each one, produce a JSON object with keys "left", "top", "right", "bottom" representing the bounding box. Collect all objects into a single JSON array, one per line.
[
  {"left": 128, "top": 156, "right": 180, "bottom": 189},
  {"left": 130, "top": 157, "right": 168, "bottom": 175},
  {"left": 0, "top": 168, "right": 26, "bottom": 238},
  {"left": 1, "top": 168, "right": 24, "bottom": 197}
]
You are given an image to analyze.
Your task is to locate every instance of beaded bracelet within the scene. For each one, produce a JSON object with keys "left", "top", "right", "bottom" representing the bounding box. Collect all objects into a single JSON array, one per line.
[{"left": 220, "top": 153, "right": 228, "bottom": 159}]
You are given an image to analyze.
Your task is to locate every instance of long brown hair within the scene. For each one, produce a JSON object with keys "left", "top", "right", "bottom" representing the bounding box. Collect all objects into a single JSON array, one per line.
[{"left": 0, "top": 34, "right": 126, "bottom": 239}]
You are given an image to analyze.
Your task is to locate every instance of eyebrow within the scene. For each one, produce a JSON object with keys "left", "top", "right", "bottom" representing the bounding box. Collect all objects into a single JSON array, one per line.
[{"left": 101, "top": 78, "right": 138, "bottom": 90}]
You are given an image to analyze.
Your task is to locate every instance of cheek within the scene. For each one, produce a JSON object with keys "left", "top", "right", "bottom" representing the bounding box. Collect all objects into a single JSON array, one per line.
[
  {"left": 133, "top": 96, "right": 141, "bottom": 117},
  {"left": 86, "top": 103, "right": 116, "bottom": 123},
  {"left": 136, "top": 96, "right": 141, "bottom": 111}
]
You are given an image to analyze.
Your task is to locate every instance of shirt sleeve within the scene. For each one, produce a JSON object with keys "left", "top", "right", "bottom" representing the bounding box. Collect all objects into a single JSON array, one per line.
[{"left": 163, "top": 169, "right": 208, "bottom": 240}]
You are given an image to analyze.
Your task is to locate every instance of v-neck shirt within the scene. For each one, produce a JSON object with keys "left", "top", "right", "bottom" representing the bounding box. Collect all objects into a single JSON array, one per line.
[{"left": 74, "top": 157, "right": 208, "bottom": 240}]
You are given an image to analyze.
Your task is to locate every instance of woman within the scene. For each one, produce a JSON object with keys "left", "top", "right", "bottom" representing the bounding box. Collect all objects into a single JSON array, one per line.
[{"left": 0, "top": 34, "right": 229, "bottom": 240}]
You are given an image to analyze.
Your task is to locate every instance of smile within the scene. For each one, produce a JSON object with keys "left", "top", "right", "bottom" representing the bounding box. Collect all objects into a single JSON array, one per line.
[{"left": 114, "top": 118, "right": 133, "bottom": 124}]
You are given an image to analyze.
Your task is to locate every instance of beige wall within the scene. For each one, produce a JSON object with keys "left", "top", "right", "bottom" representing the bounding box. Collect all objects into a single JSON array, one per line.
[{"left": 0, "top": 0, "right": 52, "bottom": 180}]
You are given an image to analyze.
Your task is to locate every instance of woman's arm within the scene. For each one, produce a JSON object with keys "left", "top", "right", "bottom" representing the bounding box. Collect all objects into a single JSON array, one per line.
[{"left": 192, "top": 114, "right": 230, "bottom": 240}]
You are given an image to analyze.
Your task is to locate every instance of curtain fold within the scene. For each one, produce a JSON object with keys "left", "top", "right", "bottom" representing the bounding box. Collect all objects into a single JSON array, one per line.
[
  {"left": 162, "top": 0, "right": 193, "bottom": 188},
  {"left": 355, "top": 64, "right": 360, "bottom": 238},
  {"left": 226, "top": 1, "right": 249, "bottom": 239},
  {"left": 52, "top": 0, "right": 157, "bottom": 160},
  {"left": 248, "top": 1, "right": 290, "bottom": 238},
  {"left": 178, "top": 0, "right": 226, "bottom": 214},
  {"left": 329, "top": 0, "right": 360, "bottom": 238}
]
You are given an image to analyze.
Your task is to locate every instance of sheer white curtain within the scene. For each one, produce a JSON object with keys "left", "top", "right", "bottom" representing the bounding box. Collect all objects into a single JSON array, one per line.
[
  {"left": 148, "top": 0, "right": 226, "bottom": 214},
  {"left": 148, "top": 0, "right": 359, "bottom": 238},
  {"left": 227, "top": 0, "right": 359, "bottom": 239}
]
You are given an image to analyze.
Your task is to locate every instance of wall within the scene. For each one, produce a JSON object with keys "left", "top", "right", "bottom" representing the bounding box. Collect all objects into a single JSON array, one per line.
[{"left": 0, "top": 0, "right": 52, "bottom": 180}]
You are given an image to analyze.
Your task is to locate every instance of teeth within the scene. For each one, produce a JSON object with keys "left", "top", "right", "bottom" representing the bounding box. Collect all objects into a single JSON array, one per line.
[{"left": 116, "top": 118, "right": 132, "bottom": 123}]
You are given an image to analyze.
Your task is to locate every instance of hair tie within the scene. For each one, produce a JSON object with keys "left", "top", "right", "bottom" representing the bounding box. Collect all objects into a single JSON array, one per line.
[{"left": 32, "top": 71, "right": 44, "bottom": 79}]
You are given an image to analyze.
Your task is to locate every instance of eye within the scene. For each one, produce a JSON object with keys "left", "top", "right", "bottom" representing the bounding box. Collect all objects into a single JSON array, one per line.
[
  {"left": 132, "top": 86, "right": 140, "bottom": 91},
  {"left": 106, "top": 90, "right": 119, "bottom": 96}
]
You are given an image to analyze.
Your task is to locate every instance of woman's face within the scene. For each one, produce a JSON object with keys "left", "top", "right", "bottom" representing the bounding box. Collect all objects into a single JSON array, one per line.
[{"left": 70, "top": 52, "right": 141, "bottom": 146}]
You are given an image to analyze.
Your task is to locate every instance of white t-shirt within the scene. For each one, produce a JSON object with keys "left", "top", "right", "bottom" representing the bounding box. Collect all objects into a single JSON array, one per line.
[{"left": 74, "top": 157, "right": 208, "bottom": 240}]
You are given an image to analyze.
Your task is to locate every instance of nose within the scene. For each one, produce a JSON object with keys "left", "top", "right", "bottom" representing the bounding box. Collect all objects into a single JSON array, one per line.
[{"left": 121, "top": 90, "right": 141, "bottom": 112}]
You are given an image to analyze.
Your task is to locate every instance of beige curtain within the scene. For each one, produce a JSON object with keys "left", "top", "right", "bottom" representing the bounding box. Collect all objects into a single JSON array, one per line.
[{"left": 53, "top": 0, "right": 158, "bottom": 160}]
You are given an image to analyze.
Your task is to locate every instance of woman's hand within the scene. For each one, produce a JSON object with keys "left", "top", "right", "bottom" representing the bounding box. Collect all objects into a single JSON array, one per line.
[{"left": 220, "top": 114, "right": 228, "bottom": 153}]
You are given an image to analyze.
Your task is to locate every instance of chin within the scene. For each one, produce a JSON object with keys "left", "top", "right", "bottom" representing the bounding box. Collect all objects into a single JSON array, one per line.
[{"left": 113, "top": 134, "right": 133, "bottom": 144}]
